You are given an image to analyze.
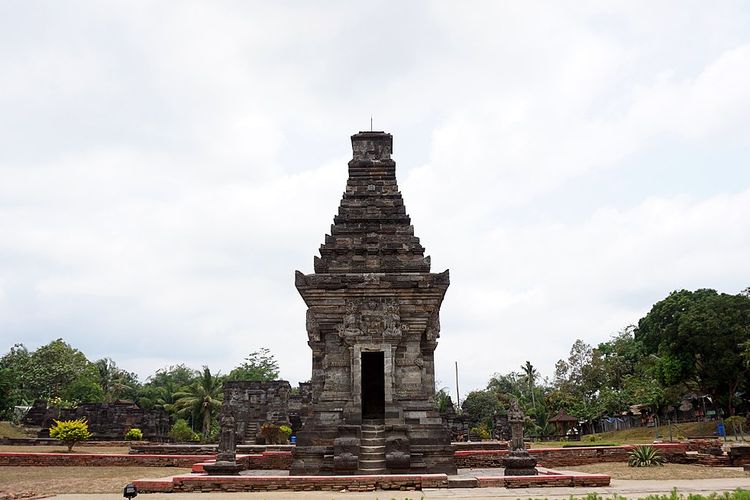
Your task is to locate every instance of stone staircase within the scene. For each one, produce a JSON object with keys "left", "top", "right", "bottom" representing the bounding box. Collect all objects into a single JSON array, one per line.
[
  {"left": 359, "top": 419, "right": 386, "bottom": 474},
  {"left": 244, "top": 421, "right": 258, "bottom": 444}
]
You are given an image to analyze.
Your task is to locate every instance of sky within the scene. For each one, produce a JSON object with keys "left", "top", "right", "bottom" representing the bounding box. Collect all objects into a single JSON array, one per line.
[{"left": 1, "top": 1, "right": 749, "bottom": 400}]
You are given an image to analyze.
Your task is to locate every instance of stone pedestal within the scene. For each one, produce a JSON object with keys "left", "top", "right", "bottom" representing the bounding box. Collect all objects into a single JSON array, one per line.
[{"left": 203, "top": 461, "right": 244, "bottom": 476}]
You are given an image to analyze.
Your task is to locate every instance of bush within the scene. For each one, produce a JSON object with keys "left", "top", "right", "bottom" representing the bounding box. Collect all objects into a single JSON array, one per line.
[
  {"left": 49, "top": 418, "right": 92, "bottom": 452},
  {"left": 279, "top": 425, "right": 292, "bottom": 442},
  {"left": 469, "top": 425, "right": 490, "bottom": 440},
  {"left": 169, "top": 419, "right": 200, "bottom": 443},
  {"left": 261, "top": 423, "right": 292, "bottom": 444},
  {"left": 124, "top": 428, "right": 143, "bottom": 441},
  {"left": 628, "top": 445, "right": 665, "bottom": 467}
]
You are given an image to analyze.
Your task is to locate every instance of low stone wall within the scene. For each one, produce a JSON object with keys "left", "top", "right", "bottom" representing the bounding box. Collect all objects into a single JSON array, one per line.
[
  {"left": 136, "top": 474, "right": 450, "bottom": 493},
  {"left": 452, "top": 441, "right": 509, "bottom": 451},
  {"left": 192, "top": 452, "right": 294, "bottom": 473},
  {"left": 684, "top": 439, "right": 722, "bottom": 453},
  {"left": 455, "top": 443, "right": 689, "bottom": 468},
  {"left": 129, "top": 443, "right": 295, "bottom": 455},
  {"left": 0, "top": 438, "right": 135, "bottom": 447},
  {"left": 476, "top": 473, "right": 610, "bottom": 489},
  {"left": 0, "top": 452, "right": 207, "bottom": 467},
  {"left": 729, "top": 446, "right": 750, "bottom": 466}
]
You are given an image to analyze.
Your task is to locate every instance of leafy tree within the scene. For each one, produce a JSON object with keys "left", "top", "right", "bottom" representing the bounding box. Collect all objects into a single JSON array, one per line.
[
  {"left": 95, "top": 358, "right": 139, "bottom": 402},
  {"left": 172, "top": 366, "right": 223, "bottom": 440},
  {"left": 635, "top": 289, "right": 750, "bottom": 415},
  {"left": 461, "top": 390, "right": 502, "bottom": 429},
  {"left": 0, "top": 344, "right": 32, "bottom": 418},
  {"left": 487, "top": 371, "right": 525, "bottom": 402},
  {"left": 136, "top": 364, "right": 197, "bottom": 412},
  {"left": 227, "top": 348, "right": 279, "bottom": 381},
  {"left": 24, "top": 339, "right": 98, "bottom": 401},
  {"left": 434, "top": 387, "right": 454, "bottom": 413},
  {"left": 521, "top": 361, "right": 538, "bottom": 410}
]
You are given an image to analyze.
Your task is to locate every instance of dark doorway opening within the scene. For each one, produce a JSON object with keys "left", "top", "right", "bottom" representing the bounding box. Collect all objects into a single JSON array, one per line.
[{"left": 361, "top": 351, "right": 385, "bottom": 419}]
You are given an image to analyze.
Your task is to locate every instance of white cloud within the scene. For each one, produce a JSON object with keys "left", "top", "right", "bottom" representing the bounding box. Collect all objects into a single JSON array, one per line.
[{"left": 0, "top": 1, "right": 749, "bottom": 399}]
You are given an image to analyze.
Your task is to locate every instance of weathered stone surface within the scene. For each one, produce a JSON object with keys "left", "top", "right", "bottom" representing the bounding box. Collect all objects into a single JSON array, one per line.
[
  {"left": 502, "top": 399, "right": 538, "bottom": 476},
  {"left": 22, "top": 400, "right": 169, "bottom": 441},
  {"left": 221, "top": 380, "right": 293, "bottom": 444},
  {"left": 292, "top": 131, "right": 455, "bottom": 475}
]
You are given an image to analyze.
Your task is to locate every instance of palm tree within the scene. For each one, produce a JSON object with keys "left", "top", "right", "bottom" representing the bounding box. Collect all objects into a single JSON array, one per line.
[
  {"left": 172, "top": 366, "right": 223, "bottom": 440},
  {"left": 521, "top": 361, "right": 538, "bottom": 410}
]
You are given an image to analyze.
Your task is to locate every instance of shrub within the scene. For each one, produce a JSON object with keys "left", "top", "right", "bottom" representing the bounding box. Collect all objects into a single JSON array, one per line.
[
  {"left": 49, "top": 418, "right": 92, "bottom": 452},
  {"left": 261, "top": 423, "right": 292, "bottom": 444},
  {"left": 586, "top": 434, "right": 602, "bottom": 442},
  {"left": 628, "top": 445, "right": 666, "bottom": 467},
  {"left": 169, "top": 419, "right": 200, "bottom": 443},
  {"left": 469, "top": 425, "right": 490, "bottom": 440},
  {"left": 279, "top": 425, "right": 292, "bottom": 442},
  {"left": 260, "top": 423, "right": 282, "bottom": 444},
  {"left": 124, "top": 428, "right": 143, "bottom": 441}
]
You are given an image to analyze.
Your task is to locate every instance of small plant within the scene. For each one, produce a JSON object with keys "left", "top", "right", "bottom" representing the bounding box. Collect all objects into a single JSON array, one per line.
[
  {"left": 49, "top": 418, "right": 92, "bottom": 452},
  {"left": 169, "top": 419, "right": 200, "bottom": 443},
  {"left": 124, "top": 428, "right": 143, "bottom": 441},
  {"left": 586, "top": 434, "right": 602, "bottom": 442},
  {"left": 279, "top": 425, "right": 293, "bottom": 443},
  {"left": 628, "top": 445, "right": 666, "bottom": 467},
  {"left": 261, "top": 423, "right": 286, "bottom": 444},
  {"left": 469, "top": 425, "right": 490, "bottom": 440}
]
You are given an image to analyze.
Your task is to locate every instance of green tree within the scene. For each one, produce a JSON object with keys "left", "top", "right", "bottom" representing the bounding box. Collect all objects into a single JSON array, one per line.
[
  {"left": 172, "top": 366, "right": 223, "bottom": 440},
  {"left": 521, "top": 361, "right": 538, "bottom": 410},
  {"left": 136, "top": 364, "right": 197, "bottom": 413},
  {"left": 24, "top": 339, "right": 98, "bottom": 401},
  {"left": 0, "top": 344, "right": 32, "bottom": 419},
  {"left": 227, "top": 348, "right": 279, "bottom": 381},
  {"left": 461, "top": 390, "right": 502, "bottom": 429},
  {"left": 635, "top": 289, "right": 750, "bottom": 415},
  {"left": 95, "top": 358, "right": 139, "bottom": 402},
  {"left": 434, "top": 386, "right": 453, "bottom": 413}
]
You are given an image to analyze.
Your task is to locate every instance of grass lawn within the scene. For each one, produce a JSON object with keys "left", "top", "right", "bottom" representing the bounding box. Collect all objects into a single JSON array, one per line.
[
  {"left": 0, "top": 466, "right": 189, "bottom": 497},
  {"left": 0, "top": 445, "right": 130, "bottom": 454},
  {"left": 0, "top": 421, "right": 34, "bottom": 439},
  {"left": 530, "top": 421, "right": 724, "bottom": 448},
  {"left": 564, "top": 462, "right": 750, "bottom": 480}
]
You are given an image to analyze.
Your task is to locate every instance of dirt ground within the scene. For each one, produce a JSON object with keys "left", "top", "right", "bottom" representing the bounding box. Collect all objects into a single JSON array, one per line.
[
  {"left": 0, "top": 445, "right": 130, "bottom": 454},
  {"left": 564, "top": 462, "right": 750, "bottom": 480},
  {"left": 0, "top": 466, "right": 189, "bottom": 497}
]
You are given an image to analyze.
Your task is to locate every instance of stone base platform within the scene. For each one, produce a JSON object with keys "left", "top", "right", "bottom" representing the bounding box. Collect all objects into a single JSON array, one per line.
[{"left": 133, "top": 468, "right": 610, "bottom": 493}]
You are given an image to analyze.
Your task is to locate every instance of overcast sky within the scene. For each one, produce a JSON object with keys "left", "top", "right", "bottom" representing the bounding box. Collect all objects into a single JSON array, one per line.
[{"left": 1, "top": 1, "right": 749, "bottom": 398}]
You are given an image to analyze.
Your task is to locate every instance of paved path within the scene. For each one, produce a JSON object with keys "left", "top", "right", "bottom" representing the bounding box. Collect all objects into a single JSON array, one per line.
[{"left": 48, "top": 477, "right": 750, "bottom": 500}]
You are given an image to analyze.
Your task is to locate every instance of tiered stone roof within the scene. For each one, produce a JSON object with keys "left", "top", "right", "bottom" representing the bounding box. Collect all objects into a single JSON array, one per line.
[{"left": 314, "top": 131, "right": 431, "bottom": 274}]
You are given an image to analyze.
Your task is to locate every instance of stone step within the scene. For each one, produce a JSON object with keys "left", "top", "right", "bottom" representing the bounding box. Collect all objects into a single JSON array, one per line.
[
  {"left": 359, "top": 450, "right": 385, "bottom": 458},
  {"left": 361, "top": 430, "right": 385, "bottom": 437},
  {"left": 359, "top": 459, "right": 386, "bottom": 468},
  {"left": 360, "top": 445, "right": 385, "bottom": 452}
]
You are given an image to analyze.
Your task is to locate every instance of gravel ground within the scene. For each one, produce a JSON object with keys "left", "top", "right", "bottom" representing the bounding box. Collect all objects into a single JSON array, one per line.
[{"left": 0, "top": 466, "right": 189, "bottom": 497}]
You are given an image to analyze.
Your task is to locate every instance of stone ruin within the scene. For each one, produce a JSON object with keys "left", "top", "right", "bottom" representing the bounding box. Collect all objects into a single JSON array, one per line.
[
  {"left": 291, "top": 131, "right": 456, "bottom": 475},
  {"left": 22, "top": 400, "right": 170, "bottom": 440},
  {"left": 223, "top": 380, "right": 291, "bottom": 444}
]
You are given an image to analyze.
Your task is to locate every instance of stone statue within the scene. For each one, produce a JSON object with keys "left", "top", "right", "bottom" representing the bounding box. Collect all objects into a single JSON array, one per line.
[
  {"left": 204, "top": 404, "right": 243, "bottom": 475},
  {"left": 501, "top": 398, "right": 538, "bottom": 476}
]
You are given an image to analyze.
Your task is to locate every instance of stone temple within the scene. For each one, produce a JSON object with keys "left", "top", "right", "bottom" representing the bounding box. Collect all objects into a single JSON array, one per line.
[{"left": 291, "top": 131, "right": 456, "bottom": 475}]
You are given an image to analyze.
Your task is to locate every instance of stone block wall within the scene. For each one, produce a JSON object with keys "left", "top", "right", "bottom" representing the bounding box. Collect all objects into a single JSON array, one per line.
[
  {"left": 222, "top": 380, "right": 292, "bottom": 444},
  {"left": 22, "top": 400, "right": 169, "bottom": 440}
]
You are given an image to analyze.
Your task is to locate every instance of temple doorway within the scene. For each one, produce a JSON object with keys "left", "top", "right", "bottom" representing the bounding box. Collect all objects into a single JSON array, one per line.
[{"left": 361, "top": 351, "right": 385, "bottom": 419}]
